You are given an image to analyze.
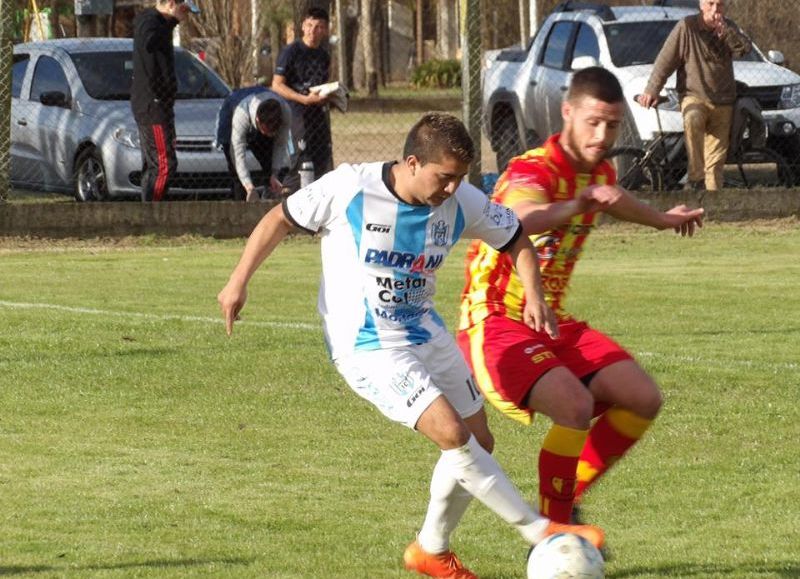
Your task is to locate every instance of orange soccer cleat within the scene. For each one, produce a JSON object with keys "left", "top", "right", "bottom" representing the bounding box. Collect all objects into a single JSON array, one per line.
[
  {"left": 544, "top": 520, "right": 605, "bottom": 550},
  {"left": 403, "top": 540, "right": 478, "bottom": 579}
]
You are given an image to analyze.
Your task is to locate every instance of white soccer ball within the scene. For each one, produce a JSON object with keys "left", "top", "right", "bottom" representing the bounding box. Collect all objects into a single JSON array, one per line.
[{"left": 527, "top": 533, "right": 605, "bottom": 579}]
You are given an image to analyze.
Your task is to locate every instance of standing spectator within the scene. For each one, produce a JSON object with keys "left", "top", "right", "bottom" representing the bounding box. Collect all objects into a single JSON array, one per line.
[
  {"left": 131, "top": 0, "right": 199, "bottom": 202},
  {"left": 272, "top": 7, "right": 333, "bottom": 181},
  {"left": 639, "top": 0, "right": 751, "bottom": 191},
  {"left": 215, "top": 87, "right": 295, "bottom": 201}
]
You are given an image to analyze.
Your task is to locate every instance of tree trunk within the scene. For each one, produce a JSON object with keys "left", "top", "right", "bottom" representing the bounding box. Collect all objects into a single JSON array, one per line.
[{"left": 361, "top": 0, "right": 378, "bottom": 96}]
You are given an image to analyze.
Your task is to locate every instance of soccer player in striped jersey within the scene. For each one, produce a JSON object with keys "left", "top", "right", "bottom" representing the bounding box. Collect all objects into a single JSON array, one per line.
[
  {"left": 218, "top": 113, "right": 604, "bottom": 578},
  {"left": 458, "top": 67, "right": 705, "bottom": 528}
]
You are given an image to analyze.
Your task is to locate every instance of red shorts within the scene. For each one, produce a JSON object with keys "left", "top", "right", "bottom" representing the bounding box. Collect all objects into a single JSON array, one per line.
[{"left": 456, "top": 315, "right": 632, "bottom": 424}]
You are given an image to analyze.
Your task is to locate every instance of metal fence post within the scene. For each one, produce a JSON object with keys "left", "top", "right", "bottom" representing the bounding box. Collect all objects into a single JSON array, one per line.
[
  {"left": 460, "top": 0, "right": 482, "bottom": 188},
  {"left": 0, "top": 0, "right": 12, "bottom": 203}
]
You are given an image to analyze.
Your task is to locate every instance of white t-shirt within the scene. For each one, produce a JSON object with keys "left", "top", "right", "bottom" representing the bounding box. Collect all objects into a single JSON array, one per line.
[{"left": 283, "top": 161, "right": 521, "bottom": 360}]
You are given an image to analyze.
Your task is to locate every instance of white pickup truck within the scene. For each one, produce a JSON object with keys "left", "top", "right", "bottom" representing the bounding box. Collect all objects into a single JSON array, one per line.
[{"left": 482, "top": 2, "right": 800, "bottom": 179}]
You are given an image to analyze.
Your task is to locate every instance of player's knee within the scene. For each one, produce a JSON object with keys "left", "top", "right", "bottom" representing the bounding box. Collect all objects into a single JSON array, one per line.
[{"left": 550, "top": 387, "right": 593, "bottom": 429}]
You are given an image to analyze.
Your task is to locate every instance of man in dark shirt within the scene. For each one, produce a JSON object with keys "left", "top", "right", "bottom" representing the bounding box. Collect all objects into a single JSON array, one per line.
[
  {"left": 272, "top": 7, "right": 333, "bottom": 182},
  {"left": 131, "top": 0, "right": 199, "bottom": 202}
]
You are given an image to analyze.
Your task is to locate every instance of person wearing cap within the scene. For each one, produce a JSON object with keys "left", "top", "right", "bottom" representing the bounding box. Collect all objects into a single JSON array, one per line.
[{"left": 131, "top": 0, "right": 200, "bottom": 202}]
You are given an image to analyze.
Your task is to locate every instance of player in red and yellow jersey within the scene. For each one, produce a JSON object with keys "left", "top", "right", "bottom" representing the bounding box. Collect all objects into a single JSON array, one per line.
[{"left": 457, "top": 67, "right": 705, "bottom": 525}]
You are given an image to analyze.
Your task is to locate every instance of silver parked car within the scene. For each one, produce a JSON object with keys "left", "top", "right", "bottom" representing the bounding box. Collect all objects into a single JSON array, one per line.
[{"left": 11, "top": 38, "right": 246, "bottom": 201}]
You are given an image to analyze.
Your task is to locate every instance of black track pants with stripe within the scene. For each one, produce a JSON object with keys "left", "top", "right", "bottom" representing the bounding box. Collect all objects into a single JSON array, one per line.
[{"left": 137, "top": 121, "right": 177, "bottom": 202}]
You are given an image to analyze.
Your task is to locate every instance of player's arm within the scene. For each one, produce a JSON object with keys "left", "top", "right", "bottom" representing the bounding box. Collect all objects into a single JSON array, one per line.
[
  {"left": 604, "top": 187, "right": 704, "bottom": 236},
  {"left": 218, "top": 204, "right": 296, "bottom": 335},
  {"left": 513, "top": 184, "right": 620, "bottom": 235},
  {"left": 506, "top": 231, "right": 558, "bottom": 338}
]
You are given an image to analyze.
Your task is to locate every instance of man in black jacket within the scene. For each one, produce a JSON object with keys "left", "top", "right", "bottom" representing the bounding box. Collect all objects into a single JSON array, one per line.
[{"left": 131, "top": 0, "right": 199, "bottom": 202}]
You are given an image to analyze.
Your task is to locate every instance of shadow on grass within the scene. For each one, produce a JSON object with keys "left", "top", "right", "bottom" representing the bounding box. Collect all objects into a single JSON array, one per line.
[
  {"left": 0, "top": 556, "right": 253, "bottom": 576},
  {"left": 609, "top": 561, "right": 800, "bottom": 577}
]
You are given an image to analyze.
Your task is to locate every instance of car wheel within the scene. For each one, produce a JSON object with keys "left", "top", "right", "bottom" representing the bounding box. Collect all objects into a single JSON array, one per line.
[
  {"left": 74, "top": 148, "right": 109, "bottom": 202},
  {"left": 768, "top": 134, "right": 800, "bottom": 185},
  {"left": 493, "top": 108, "right": 522, "bottom": 173}
]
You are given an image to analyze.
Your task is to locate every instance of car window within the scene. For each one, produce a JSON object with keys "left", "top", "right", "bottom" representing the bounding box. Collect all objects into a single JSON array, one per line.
[
  {"left": 175, "top": 51, "right": 230, "bottom": 99},
  {"left": 573, "top": 24, "right": 600, "bottom": 63},
  {"left": 30, "top": 55, "right": 71, "bottom": 103},
  {"left": 71, "top": 51, "right": 134, "bottom": 100},
  {"left": 604, "top": 21, "right": 677, "bottom": 67},
  {"left": 541, "top": 21, "right": 575, "bottom": 70},
  {"left": 12, "top": 54, "right": 30, "bottom": 98}
]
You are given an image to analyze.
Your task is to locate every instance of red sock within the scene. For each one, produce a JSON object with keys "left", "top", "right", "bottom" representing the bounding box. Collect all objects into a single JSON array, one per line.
[
  {"left": 575, "top": 407, "right": 653, "bottom": 499},
  {"left": 539, "top": 424, "right": 588, "bottom": 523}
]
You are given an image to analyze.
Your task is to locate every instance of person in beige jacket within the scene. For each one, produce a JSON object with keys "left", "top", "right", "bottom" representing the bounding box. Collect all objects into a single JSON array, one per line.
[{"left": 639, "top": 0, "right": 751, "bottom": 191}]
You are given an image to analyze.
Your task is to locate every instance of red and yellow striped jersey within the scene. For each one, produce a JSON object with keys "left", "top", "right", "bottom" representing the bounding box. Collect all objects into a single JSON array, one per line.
[{"left": 459, "top": 134, "right": 616, "bottom": 329}]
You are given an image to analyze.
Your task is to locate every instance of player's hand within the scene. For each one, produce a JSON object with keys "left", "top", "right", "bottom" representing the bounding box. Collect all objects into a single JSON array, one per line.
[
  {"left": 218, "top": 282, "right": 247, "bottom": 336},
  {"left": 664, "top": 205, "right": 704, "bottom": 237},
  {"left": 244, "top": 183, "right": 259, "bottom": 203},
  {"left": 578, "top": 184, "right": 623, "bottom": 213},
  {"left": 637, "top": 93, "right": 658, "bottom": 109},
  {"left": 523, "top": 299, "right": 559, "bottom": 339}
]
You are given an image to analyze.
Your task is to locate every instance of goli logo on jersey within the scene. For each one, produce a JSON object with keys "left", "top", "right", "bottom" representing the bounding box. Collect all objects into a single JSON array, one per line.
[
  {"left": 366, "top": 222, "right": 391, "bottom": 233},
  {"left": 364, "top": 249, "right": 444, "bottom": 272}
]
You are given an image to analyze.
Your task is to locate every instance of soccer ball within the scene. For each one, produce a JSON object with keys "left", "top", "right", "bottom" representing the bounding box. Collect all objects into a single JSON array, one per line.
[{"left": 527, "top": 533, "right": 605, "bottom": 579}]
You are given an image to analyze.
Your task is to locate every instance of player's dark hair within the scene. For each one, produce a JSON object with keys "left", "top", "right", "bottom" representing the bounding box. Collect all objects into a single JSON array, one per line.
[
  {"left": 304, "top": 7, "right": 329, "bottom": 22},
  {"left": 403, "top": 112, "right": 475, "bottom": 165},
  {"left": 255, "top": 100, "right": 283, "bottom": 134},
  {"left": 567, "top": 66, "right": 624, "bottom": 105}
]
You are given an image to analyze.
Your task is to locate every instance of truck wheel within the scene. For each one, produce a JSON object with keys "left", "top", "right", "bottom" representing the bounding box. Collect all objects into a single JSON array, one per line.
[
  {"left": 494, "top": 111, "right": 522, "bottom": 172},
  {"left": 769, "top": 134, "right": 800, "bottom": 185}
]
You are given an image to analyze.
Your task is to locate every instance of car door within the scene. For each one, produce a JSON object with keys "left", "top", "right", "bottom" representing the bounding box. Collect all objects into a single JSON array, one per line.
[
  {"left": 527, "top": 20, "right": 577, "bottom": 137},
  {"left": 9, "top": 53, "right": 37, "bottom": 187},
  {"left": 551, "top": 22, "right": 602, "bottom": 134},
  {"left": 26, "top": 53, "right": 76, "bottom": 191}
]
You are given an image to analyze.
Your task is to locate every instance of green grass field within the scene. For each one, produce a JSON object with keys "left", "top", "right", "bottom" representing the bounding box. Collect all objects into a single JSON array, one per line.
[{"left": 1, "top": 220, "right": 798, "bottom": 578}]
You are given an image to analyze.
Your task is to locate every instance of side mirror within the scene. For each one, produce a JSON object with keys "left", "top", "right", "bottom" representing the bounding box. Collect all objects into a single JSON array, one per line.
[
  {"left": 571, "top": 55, "right": 599, "bottom": 71},
  {"left": 767, "top": 50, "right": 785, "bottom": 65},
  {"left": 40, "top": 90, "right": 70, "bottom": 108}
]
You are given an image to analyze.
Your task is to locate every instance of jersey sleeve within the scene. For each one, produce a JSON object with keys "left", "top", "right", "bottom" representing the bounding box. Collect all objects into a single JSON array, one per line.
[
  {"left": 499, "top": 158, "right": 555, "bottom": 206},
  {"left": 457, "top": 183, "right": 522, "bottom": 251},
  {"left": 283, "top": 166, "right": 352, "bottom": 234}
]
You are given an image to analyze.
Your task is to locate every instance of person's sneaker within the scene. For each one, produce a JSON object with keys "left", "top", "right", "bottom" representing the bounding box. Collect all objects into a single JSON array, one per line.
[
  {"left": 403, "top": 540, "right": 478, "bottom": 579},
  {"left": 544, "top": 520, "right": 605, "bottom": 550},
  {"left": 570, "top": 506, "right": 613, "bottom": 560}
]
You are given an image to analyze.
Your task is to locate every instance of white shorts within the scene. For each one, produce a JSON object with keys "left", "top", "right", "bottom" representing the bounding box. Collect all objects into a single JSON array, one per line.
[{"left": 334, "top": 333, "right": 485, "bottom": 429}]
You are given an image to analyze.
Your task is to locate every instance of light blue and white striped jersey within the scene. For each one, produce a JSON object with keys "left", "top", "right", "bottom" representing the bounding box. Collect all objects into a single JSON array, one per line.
[{"left": 284, "top": 161, "right": 521, "bottom": 360}]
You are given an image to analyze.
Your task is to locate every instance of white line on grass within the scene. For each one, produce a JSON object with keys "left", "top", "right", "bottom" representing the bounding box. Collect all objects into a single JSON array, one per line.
[{"left": 0, "top": 300, "right": 318, "bottom": 331}]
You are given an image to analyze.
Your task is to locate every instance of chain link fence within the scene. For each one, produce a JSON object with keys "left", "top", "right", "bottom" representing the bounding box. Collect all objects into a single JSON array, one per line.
[{"left": 1, "top": 0, "right": 799, "bottom": 204}]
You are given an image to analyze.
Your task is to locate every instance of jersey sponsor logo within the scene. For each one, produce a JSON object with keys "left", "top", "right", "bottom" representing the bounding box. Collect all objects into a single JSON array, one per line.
[
  {"left": 376, "top": 276, "right": 428, "bottom": 305},
  {"left": 431, "top": 219, "right": 449, "bottom": 247},
  {"left": 406, "top": 384, "right": 428, "bottom": 407},
  {"left": 542, "top": 275, "right": 569, "bottom": 292},
  {"left": 364, "top": 248, "right": 444, "bottom": 272},
  {"left": 373, "top": 306, "right": 427, "bottom": 322},
  {"left": 366, "top": 222, "right": 391, "bottom": 233},
  {"left": 530, "top": 350, "right": 556, "bottom": 364}
]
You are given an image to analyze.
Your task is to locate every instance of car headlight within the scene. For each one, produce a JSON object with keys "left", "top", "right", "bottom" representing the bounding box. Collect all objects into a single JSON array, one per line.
[
  {"left": 112, "top": 127, "right": 140, "bottom": 149},
  {"left": 779, "top": 84, "right": 800, "bottom": 109}
]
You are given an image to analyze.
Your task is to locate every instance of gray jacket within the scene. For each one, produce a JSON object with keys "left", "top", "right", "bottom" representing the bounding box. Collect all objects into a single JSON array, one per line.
[{"left": 230, "top": 91, "right": 295, "bottom": 189}]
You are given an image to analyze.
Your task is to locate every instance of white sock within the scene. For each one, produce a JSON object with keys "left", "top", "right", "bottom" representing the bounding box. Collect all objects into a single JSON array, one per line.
[
  {"left": 417, "top": 457, "right": 474, "bottom": 554},
  {"left": 437, "top": 435, "right": 549, "bottom": 544}
]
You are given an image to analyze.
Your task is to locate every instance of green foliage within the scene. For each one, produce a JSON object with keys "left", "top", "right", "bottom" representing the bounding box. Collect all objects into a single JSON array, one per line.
[
  {"left": 0, "top": 222, "right": 798, "bottom": 577},
  {"left": 410, "top": 59, "right": 463, "bottom": 89}
]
